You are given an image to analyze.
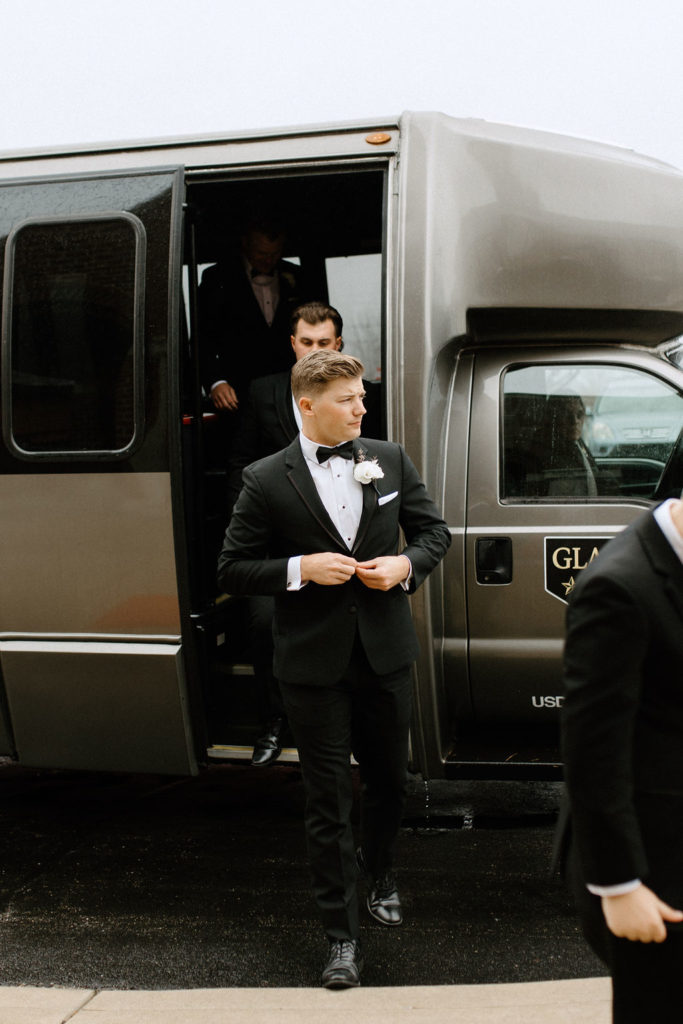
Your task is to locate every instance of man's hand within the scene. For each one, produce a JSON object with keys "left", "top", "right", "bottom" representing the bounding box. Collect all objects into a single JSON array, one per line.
[
  {"left": 210, "top": 381, "right": 239, "bottom": 411},
  {"left": 601, "top": 884, "right": 683, "bottom": 943},
  {"left": 301, "top": 552, "right": 358, "bottom": 586},
  {"left": 355, "top": 555, "right": 411, "bottom": 591}
]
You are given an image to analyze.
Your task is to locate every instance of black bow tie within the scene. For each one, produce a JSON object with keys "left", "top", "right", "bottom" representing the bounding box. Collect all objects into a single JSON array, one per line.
[{"left": 316, "top": 441, "right": 354, "bottom": 463}]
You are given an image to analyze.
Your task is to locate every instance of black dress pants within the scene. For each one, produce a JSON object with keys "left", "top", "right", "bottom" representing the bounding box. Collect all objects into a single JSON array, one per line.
[
  {"left": 567, "top": 842, "right": 683, "bottom": 1022},
  {"left": 280, "top": 635, "right": 412, "bottom": 941},
  {"left": 247, "top": 595, "right": 285, "bottom": 727}
]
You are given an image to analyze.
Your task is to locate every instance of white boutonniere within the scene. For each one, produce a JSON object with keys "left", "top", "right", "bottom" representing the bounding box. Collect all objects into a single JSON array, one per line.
[{"left": 353, "top": 453, "right": 384, "bottom": 485}]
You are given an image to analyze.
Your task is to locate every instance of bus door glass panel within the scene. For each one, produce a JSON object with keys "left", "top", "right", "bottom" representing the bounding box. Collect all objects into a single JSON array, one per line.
[{"left": 466, "top": 355, "right": 683, "bottom": 731}]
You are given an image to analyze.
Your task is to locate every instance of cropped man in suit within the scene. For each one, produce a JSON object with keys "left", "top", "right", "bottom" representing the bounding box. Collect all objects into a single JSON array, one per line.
[
  {"left": 217, "top": 350, "right": 450, "bottom": 987},
  {"left": 560, "top": 495, "right": 683, "bottom": 1022},
  {"left": 198, "top": 212, "right": 307, "bottom": 416},
  {"left": 226, "top": 302, "right": 381, "bottom": 767}
]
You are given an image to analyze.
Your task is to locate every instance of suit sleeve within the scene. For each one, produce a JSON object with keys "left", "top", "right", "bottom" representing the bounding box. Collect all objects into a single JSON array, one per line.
[
  {"left": 396, "top": 447, "right": 451, "bottom": 591},
  {"left": 197, "top": 263, "right": 250, "bottom": 395},
  {"left": 561, "top": 573, "right": 650, "bottom": 887},
  {"left": 217, "top": 466, "right": 289, "bottom": 596}
]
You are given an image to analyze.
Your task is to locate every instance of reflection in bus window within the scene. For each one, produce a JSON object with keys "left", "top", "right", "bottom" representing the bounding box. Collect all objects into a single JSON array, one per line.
[
  {"left": 502, "top": 364, "right": 683, "bottom": 502},
  {"left": 5, "top": 215, "right": 144, "bottom": 457},
  {"left": 325, "top": 254, "right": 381, "bottom": 380}
]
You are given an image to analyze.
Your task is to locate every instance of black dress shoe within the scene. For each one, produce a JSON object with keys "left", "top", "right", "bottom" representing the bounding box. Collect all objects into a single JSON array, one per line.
[
  {"left": 357, "top": 847, "right": 403, "bottom": 926},
  {"left": 251, "top": 718, "right": 283, "bottom": 766},
  {"left": 321, "top": 939, "right": 363, "bottom": 989}
]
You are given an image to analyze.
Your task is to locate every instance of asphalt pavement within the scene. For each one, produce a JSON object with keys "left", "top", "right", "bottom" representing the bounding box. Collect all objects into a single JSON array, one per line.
[{"left": 0, "top": 758, "right": 605, "bottom": 993}]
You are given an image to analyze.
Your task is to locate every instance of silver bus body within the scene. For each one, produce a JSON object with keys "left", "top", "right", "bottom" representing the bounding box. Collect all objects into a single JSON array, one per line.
[{"left": 1, "top": 112, "right": 682, "bottom": 777}]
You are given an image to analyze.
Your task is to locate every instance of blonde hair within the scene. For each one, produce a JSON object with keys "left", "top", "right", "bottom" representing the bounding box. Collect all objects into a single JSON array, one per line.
[{"left": 291, "top": 350, "right": 364, "bottom": 400}]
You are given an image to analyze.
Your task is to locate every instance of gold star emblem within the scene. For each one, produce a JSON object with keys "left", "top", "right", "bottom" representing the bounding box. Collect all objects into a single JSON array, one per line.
[{"left": 562, "top": 576, "right": 576, "bottom": 596}]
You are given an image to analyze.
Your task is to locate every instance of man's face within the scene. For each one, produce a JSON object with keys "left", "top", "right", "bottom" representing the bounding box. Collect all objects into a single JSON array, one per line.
[
  {"left": 242, "top": 230, "right": 284, "bottom": 275},
  {"left": 301, "top": 375, "right": 366, "bottom": 446},
  {"left": 291, "top": 319, "right": 342, "bottom": 361}
]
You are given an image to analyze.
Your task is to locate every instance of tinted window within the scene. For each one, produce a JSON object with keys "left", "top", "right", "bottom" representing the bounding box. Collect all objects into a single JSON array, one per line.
[
  {"left": 502, "top": 364, "right": 683, "bottom": 502},
  {"left": 4, "top": 214, "right": 144, "bottom": 457}
]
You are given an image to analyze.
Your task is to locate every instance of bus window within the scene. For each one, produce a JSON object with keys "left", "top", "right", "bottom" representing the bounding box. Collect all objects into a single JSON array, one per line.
[
  {"left": 3, "top": 214, "right": 145, "bottom": 458},
  {"left": 325, "top": 253, "right": 382, "bottom": 380},
  {"left": 502, "top": 364, "right": 683, "bottom": 502}
]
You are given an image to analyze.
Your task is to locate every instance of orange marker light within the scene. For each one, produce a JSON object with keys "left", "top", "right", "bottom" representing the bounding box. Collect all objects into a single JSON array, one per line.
[{"left": 365, "top": 132, "right": 392, "bottom": 146}]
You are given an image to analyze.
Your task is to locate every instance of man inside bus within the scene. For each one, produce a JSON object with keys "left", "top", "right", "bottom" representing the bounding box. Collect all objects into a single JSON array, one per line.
[
  {"left": 560, "top": 491, "right": 683, "bottom": 1021},
  {"left": 198, "top": 207, "right": 308, "bottom": 418},
  {"left": 518, "top": 393, "right": 599, "bottom": 497},
  {"left": 217, "top": 350, "right": 450, "bottom": 988},
  {"left": 226, "top": 301, "right": 381, "bottom": 768}
]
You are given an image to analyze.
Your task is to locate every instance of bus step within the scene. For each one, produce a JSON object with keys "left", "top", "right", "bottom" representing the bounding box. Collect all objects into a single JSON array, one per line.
[{"left": 206, "top": 744, "right": 300, "bottom": 763}]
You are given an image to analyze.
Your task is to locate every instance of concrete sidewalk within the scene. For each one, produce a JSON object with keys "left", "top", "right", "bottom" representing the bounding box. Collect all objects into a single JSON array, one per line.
[{"left": 0, "top": 978, "right": 611, "bottom": 1024}]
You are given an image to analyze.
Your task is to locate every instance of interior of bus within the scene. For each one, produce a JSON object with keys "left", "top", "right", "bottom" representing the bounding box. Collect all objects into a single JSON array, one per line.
[{"left": 180, "top": 166, "right": 387, "bottom": 753}]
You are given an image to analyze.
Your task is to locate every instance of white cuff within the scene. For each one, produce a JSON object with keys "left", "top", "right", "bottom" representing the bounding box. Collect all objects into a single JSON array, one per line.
[
  {"left": 587, "top": 879, "right": 642, "bottom": 897},
  {"left": 287, "top": 555, "right": 305, "bottom": 591},
  {"left": 400, "top": 556, "right": 413, "bottom": 591},
  {"left": 210, "top": 380, "right": 228, "bottom": 392}
]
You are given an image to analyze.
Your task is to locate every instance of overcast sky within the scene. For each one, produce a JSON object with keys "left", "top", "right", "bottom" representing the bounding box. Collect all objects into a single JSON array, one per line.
[{"left": 2, "top": 0, "right": 682, "bottom": 171}]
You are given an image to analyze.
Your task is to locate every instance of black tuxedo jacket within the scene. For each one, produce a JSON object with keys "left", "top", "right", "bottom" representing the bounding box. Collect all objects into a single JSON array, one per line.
[
  {"left": 198, "top": 255, "right": 307, "bottom": 399},
  {"left": 226, "top": 371, "right": 383, "bottom": 510},
  {"left": 217, "top": 437, "right": 451, "bottom": 685},
  {"left": 560, "top": 507, "right": 683, "bottom": 905}
]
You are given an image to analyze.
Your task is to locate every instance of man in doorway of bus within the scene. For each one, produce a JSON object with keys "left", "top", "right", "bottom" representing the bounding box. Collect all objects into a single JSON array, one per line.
[
  {"left": 225, "top": 302, "right": 382, "bottom": 768},
  {"left": 217, "top": 350, "right": 450, "bottom": 988},
  {"left": 559, "top": 493, "right": 683, "bottom": 1022},
  {"left": 198, "top": 208, "right": 308, "bottom": 417}
]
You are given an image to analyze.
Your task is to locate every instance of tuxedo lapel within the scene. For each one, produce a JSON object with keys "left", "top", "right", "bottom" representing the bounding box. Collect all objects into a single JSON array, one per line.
[
  {"left": 351, "top": 441, "right": 379, "bottom": 555},
  {"left": 285, "top": 439, "right": 347, "bottom": 549},
  {"left": 640, "top": 513, "right": 683, "bottom": 625}
]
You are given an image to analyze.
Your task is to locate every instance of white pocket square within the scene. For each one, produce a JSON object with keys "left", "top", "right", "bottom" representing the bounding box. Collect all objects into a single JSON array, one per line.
[{"left": 378, "top": 491, "right": 399, "bottom": 506}]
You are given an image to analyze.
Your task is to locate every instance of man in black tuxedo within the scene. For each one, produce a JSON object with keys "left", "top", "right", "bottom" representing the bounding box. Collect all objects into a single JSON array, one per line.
[
  {"left": 217, "top": 350, "right": 450, "bottom": 987},
  {"left": 226, "top": 301, "right": 381, "bottom": 767},
  {"left": 198, "top": 213, "right": 307, "bottom": 415},
  {"left": 560, "top": 495, "right": 683, "bottom": 1021}
]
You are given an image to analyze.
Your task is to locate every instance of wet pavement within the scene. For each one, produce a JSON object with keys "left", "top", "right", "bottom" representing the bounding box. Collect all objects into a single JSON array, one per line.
[{"left": 0, "top": 759, "right": 605, "bottom": 991}]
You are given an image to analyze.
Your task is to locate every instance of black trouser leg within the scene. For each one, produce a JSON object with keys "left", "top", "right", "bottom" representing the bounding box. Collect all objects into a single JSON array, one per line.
[
  {"left": 281, "top": 638, "right": 412, "bottom": 940},
  {"left": 280, "top": 678, "right": 358, "bottom": 941},
  {"left": 567, "top": 840, "right": 683, "bottom": 1023},
  {"left": 248, "top": 595, "right": 285, "bottom": 727},
  {"left": 350, "top": 657, "right": 412, "bottom": 877}
]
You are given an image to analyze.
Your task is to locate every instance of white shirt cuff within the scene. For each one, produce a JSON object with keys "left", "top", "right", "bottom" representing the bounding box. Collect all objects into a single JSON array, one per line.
[
  {"left": 210, "top": 380, "right": 228, "bottom": 391},
  {"left": 287, "top": 555, "right": 304, "bottom": 591},
  {"left": 587, "top": 879, "right": 642, "bottom": 897},
  {"left": 400, "top": 556, "right": 413, "bottom": 591}
]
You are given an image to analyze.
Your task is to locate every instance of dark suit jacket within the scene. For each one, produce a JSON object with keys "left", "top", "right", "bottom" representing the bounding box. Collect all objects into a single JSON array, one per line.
[
  {"left": 560, "top": 506, "right": 683, "bottom": 906},
  {"left": 217, "top": 437, "right": 451, "bottom": 685},
  {"left": 198, "top": 255, "right": 307, "bottom": 399},
  {"left": 226, "top": 371, "right": 383, "bottom": 510}
]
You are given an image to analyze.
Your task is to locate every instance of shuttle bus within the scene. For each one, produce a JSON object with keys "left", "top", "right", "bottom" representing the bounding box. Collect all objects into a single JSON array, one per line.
[{"left": 1, "top": 111, "right": 683, "bottom": 779}]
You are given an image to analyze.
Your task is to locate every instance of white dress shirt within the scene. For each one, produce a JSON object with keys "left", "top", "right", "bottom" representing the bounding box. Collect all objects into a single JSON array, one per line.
[
  {"left": 286, "top": 433, "right": 363, "bottom": 591},
  {"left": 246, "top": 254, "right": 280, "bottom": 326}
]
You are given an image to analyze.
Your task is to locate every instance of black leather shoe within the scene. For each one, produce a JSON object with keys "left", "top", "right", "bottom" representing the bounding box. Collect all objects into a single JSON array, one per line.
[
  {"left": 251, "top": 718, "right": 283, "bottom": 766},
  {"left": 321, "top": 939, "right": 363, "bottom": 989},
  {"left": 357, "top": 847, "right": 403, "bottom": 926}
]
